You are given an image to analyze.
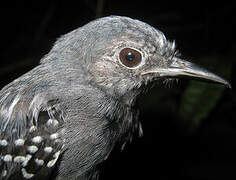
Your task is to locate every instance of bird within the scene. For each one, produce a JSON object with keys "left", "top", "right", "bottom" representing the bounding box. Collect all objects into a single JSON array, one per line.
[{"left": 0, "top": 16, "right": 230, "bottom": 180}]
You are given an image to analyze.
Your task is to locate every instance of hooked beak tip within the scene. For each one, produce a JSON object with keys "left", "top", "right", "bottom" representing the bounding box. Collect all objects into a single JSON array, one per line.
[{"left": 225, "top": 81, "right": 232, "bottom": 89}]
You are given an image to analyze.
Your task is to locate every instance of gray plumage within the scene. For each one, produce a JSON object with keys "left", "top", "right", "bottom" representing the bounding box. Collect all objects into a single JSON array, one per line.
[{"left": 0, "top": 16, "right": 230, "bottom": 180}]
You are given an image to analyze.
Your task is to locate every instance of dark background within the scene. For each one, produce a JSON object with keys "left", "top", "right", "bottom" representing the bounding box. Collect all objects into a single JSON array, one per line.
[{"left": 0, "top": 1, "right": 235, "bottom": 179}]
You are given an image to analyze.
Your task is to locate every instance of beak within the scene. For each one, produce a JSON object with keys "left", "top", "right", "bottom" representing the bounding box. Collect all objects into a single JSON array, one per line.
[{"left": 142, "top": 57, "right": 231, "bottom": 88}]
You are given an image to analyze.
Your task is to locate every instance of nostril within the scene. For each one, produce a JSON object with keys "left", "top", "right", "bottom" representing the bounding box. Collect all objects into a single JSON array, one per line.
[{"left": 179, "top": 62, "right": 186, "bottom": 68}]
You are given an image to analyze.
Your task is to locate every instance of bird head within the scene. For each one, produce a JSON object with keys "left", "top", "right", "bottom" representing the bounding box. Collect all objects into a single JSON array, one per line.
[{"left": 43, "top": 16, "right": 230, "bottom": 105}]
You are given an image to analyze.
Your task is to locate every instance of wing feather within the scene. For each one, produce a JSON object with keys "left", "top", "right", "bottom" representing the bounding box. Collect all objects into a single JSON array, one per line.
[{"left": 0, "top": 89, "right": 65, "bottom": 180}]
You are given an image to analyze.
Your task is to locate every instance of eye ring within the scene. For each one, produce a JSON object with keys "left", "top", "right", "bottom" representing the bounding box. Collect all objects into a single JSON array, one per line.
[{"left": 119, "top": 48, "right": 142, "bottom": 68}]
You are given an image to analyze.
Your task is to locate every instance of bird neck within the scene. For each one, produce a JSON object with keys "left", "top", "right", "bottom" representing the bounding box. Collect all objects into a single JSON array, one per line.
[{"left": 99, "top": 89, "right": 142, "bottom": 148}]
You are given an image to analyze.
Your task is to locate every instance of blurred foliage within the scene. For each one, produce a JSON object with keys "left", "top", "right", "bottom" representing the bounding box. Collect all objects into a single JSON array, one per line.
[{"left": 179, "top": 55, "right": 232, "bottom": 133}]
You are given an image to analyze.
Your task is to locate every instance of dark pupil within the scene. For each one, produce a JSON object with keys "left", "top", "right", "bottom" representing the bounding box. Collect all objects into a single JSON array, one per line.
[{"left": 125, "top": 52, "right": 135, "bottom": 61}]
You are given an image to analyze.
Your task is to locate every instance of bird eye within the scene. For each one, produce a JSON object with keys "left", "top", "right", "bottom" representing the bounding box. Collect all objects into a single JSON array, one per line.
[{"left": 119, "top": 48, "right": 142, "bottom": 68}]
